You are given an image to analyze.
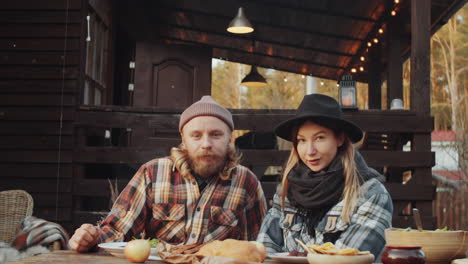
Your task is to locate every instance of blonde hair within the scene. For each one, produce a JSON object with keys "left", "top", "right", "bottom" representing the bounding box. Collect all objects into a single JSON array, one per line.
[
  {"left": 170, "top": 142, "right": 241, "bottom": 181},
  {"left": 280, "top": 125, "right": 362, "bottom": 223}
]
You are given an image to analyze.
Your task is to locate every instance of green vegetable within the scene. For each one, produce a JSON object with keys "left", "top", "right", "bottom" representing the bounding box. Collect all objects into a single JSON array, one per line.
[
  {"left": 131, "top": 237, "right": 159, "bottom": 248},
  {"left": 148, "top": 238, "right": 159, "bottom": 248}
]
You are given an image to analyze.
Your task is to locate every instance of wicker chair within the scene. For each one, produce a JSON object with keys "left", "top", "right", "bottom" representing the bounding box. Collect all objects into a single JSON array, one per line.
[{"left": 0, "top": 190, "right": 34, "bottom": 243}]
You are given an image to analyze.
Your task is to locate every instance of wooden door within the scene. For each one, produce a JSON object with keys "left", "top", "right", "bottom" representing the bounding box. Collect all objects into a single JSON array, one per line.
[
  {"left": 134, "top": 42, "right": 212, "bottom": 108},
  {"left": 131, "top": 42, "right": 212, "bottom": 148}
]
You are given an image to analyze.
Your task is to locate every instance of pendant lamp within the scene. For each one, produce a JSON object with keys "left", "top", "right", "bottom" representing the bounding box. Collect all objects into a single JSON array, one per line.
[
  {"left": 227, "top": 7, "right": 254, "bottom": 34},
  {"left": 241, "top": 66, "right": 267, "bottom": 87}
]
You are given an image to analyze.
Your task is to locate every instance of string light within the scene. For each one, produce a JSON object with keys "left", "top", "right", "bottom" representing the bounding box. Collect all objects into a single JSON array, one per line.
[
  {"left": 359, "top": 66, "right": 364, "bottom": 72},
  {"left": 378, "top": 28, "right": 384, "bottom": 34},
  {"left": 373, "top": 38, "right": 379, "bottom": 43},
  {"left": 367, "top": 42, "right": 372, "bottom": 47},
  {"left": 391, "top": 10, "right": 397, "bottom": 16},
  {"left": 360, "top": 56, "right": 365, "bottom": 61},
  {"left": 320, "top": 81, "right": 324, "bottom": 86},
  {"left": 394, "top": 0, "right": 399, "bottom": 3},
  {"left": 336, "top": 84, "right": 340, "bottom": 87},
  {"left": 351, "top": 68, "right": 357, "bottom": 73}
]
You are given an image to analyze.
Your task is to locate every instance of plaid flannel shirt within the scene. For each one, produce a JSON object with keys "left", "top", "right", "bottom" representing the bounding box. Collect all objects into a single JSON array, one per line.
[
  {"left": 256, "top": 178, "right": 393, "bottom": 258},
  {"left": 98, "top": 157, "right": 267, "bottom": 245}
]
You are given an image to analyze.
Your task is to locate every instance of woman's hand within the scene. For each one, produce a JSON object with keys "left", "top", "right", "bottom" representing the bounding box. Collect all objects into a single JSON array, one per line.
[{"left": 68, "top": 224, "right": 100, "bottom": 252}]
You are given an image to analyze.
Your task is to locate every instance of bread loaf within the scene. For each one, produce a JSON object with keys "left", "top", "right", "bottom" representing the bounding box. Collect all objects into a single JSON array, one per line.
[{"left": 197, "top": 239, "right": 266, "bottom": 263}]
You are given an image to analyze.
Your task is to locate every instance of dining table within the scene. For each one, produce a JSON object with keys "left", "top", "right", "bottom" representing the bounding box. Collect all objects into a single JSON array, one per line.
[
  {"left": 7, "top": 250, "right": 383, "bottom": 264},
  {"left": 4, "top": 250, "right": 284, "bottom": 264}
]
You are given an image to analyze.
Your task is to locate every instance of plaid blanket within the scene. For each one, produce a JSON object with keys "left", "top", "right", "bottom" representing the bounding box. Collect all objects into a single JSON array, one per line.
[{"left": 11, "top": 216, "right": 69, "bottom": 251}]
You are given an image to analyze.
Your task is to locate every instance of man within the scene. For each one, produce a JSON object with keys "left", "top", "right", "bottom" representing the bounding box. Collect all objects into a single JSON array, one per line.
[{"left": 69, "top": 96, "right": 268, "bottom": 252}]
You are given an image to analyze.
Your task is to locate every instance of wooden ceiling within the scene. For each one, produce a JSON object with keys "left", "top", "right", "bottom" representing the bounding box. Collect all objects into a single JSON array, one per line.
[{"left": 139, "top": 0, "right": 465, "bottom": 82}]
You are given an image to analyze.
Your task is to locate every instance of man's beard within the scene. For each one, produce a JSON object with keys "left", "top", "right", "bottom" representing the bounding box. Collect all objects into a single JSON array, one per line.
[{"left": 187, "top": 150, "right": 228, "bottom": 178}]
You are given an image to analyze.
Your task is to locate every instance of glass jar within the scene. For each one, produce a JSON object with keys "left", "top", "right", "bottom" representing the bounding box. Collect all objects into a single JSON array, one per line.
[{"left": 381, "top": 245, "right": 426, "bottom": 264}]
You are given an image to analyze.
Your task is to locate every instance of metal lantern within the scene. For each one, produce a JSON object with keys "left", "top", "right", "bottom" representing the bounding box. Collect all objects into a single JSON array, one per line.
[{"left": 339, "top": 75, "right": 357, "bottom": 109}]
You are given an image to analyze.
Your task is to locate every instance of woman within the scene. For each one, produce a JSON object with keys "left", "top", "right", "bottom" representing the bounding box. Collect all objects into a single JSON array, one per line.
[{"left": 257, "top": 94, "right": 393, "bottom": 258}]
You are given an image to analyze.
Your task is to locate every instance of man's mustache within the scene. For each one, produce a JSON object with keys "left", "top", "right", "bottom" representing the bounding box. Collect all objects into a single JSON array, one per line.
[{"left": 196, "top": 151, "right": 219, "bottom": 158}]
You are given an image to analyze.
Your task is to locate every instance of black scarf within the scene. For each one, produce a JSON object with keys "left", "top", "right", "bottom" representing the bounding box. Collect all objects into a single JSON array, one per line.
[
  {"left": 287, "top": 155, "right": 345, "bottom": 236},
  {"left": 287, "top": 150, "right": 384, "bottom": 236}
]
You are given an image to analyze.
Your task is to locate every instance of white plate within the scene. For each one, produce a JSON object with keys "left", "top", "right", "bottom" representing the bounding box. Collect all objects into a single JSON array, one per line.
[
  {"left": 307, "top": 253, "right": 374, "bottom": 264},
  {"left": 268, "top": 252, "right": 308, "bottom": 263},
  {"left": 98, "top": 242, "right": 161, "bottom": 260}
]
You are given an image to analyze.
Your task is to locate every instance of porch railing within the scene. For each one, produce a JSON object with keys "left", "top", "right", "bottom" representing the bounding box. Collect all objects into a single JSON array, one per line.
[{"left": 73, "top": 105, "right": 435, "bottom": 230}]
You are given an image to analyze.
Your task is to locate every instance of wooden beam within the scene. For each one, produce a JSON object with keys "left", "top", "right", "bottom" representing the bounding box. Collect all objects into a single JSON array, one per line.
[
  {"left": 0, "top": 38, "right": 80, "bottom": 52},
  {"left": 0, "top": 10, "right": 82, "bottom": 24},
  {"left": 0, "top": 150, "right": 73, "bottom": 163},
  {"left": 159, "top": 24, "right": 352, "bottom": 62},
  {"left": 155, "top": 7, "right": 364, "bottom": 42},
  {"left": 75, "top": 108, "right": 434, "bottom": 133},
  {"left": 410, "top": 0, "right": 431, "bottom": 114},
  {"left": 0, "top": 94, "right": 76, "bottom": 106},
  {"left": 385, "top": 183, "right": 435, "bottom": 201},
  {"left": 386, "top": 16, "right": 404, "bottom": 107},
  {"left": 0, "top": 80, "right": 78, "bottom": 93},
  {"left": 0, "top": 121, "right": 74, "bottom": 136},
  {"left": 0, "top": 0, "right": 82, "bottom": 10},
  {"left": 368, "top": 45, "right": 382, "bottom": 109},
  {"left": 213, "top": 48, "right": 344, "bottom": 80},
  {"left": 0, "top": 163, "right": 73, "bottom": 178},
  {"left": 0, "top": 135, "right": 73, "bottom": 150},
  {"left": 0, "top": 107, "right": 75, "bottom": 121},
  {"left": 155, "top": 1, "right": 376, "bottom": 35}
]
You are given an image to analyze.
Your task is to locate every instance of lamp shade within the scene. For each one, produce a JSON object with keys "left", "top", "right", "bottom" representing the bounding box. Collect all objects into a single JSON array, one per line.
[
  {"left": 241, "top": 66, "right": 267, "bottom": 87},
  {"left": 227, "top": 7, "right": 254, "bottom": 34}
]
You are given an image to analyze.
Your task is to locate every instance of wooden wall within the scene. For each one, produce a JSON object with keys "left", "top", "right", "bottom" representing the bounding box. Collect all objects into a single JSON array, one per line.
[{"left": 0, "top": 0, "right": 83, "bottom": 231}]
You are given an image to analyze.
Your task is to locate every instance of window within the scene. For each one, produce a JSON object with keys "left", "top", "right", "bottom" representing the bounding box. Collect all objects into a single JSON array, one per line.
[{"left": 83, "top": 3, "right": 111, "bottom": 105}]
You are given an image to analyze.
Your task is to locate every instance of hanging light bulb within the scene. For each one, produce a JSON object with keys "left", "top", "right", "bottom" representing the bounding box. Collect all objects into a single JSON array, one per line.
[
  {"left": 241, "top": 66, "right": 267, "bottom": 87},
  {"left": 227, "top": 7, "right": 254, "bottom": 34}
]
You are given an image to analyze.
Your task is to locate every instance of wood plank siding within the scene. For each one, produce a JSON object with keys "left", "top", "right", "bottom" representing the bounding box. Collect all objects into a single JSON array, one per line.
[{"left": 0, "top": 0, "right": 83, "bottom": 231}]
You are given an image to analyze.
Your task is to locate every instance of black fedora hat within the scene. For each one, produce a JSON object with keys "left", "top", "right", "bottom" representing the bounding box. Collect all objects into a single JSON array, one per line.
[{"left": 275, "top": 94, "right": 363, "bottom": 143}]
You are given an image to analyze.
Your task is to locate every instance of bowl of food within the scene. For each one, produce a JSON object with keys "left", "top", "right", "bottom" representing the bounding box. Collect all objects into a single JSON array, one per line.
[
  {"left": 304, "top": 242, "right": 374, "bottom": 264},
  {"left": 385, "top": 228, "right": 468, "bottom": 264},
  {"left": 307, "top": 253, "right": 374, "bottom": 264}
]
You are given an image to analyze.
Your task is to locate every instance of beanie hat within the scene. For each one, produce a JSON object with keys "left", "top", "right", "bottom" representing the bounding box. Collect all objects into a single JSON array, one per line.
[{"left": 179, "top": 96, "right": 234, "bottom": 131}]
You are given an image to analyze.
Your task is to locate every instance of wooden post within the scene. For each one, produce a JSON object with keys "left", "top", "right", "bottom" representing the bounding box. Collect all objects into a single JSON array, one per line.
[
  {"left": 410, "top": 0, "right": 431, "bottom": 114},
  {"left": 368, "top": 45, "right": 382, "bottom": 109},
  {"left": 386, "top": 17, "right": 403, "bottom": 108},
  {"left": 410, "top": 0, "right": 435, "bottom": 229}
]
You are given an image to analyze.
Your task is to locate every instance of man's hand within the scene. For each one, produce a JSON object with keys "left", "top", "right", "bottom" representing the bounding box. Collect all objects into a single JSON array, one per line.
[{"left": 69, "top": 224, "right": 100, "bottom": 252}]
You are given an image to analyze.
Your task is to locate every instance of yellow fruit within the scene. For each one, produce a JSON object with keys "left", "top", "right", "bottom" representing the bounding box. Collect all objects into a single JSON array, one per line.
[{"left": 124, "top": 239, "right": 150, "bottom": 263}]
